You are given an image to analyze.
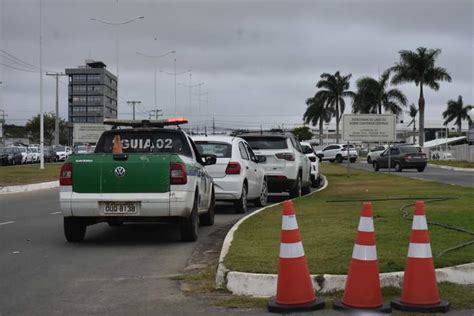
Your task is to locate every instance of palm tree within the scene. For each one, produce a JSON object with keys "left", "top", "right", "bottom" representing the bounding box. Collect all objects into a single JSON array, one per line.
[
  {"left": 390, "top": 47, "right": 452, "bottom": 146},
  {"left": 352, "top": 69, "right": 407, "bottom": 115},
  {"left": 442, "top": 96, "right": 473, "bottom": 133},
  {"left": 303, "top": 95, "right": 334, "bottom": 145},
  {"left": 315, "top": 71, "right": 354, "bottom": 143},
  {"left": 407, "top": 103, "right": 418, "bottom": 144}
]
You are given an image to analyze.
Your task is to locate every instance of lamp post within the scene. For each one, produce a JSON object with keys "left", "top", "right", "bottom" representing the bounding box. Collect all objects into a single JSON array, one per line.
[
  {"left": 39, "top": 0, "right": 44, "bottom": 169},
  {"left": 136, "top": 50, "right": 175, "bottom": 117},
  {"left": 160, "top": 62, "right": 191, "bottom": 115},
  {"left": 90, "top": 16, "right": 144, "bottom": 104}
]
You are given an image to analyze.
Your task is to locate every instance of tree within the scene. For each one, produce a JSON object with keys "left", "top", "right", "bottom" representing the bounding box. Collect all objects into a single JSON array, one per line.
[
  {"left": 25, "top": 112, "right": 68, "bottom": 145},
  {"left": 407, "top": 103, "right": 418, "bottom": 144},
  {"left": 292, "top": 126, "right": 313, "bottom": 141},
  {"left": 442, "top": 95, "right": 472, "bottom": 133},
  {"left": 315, "top": 71, "right": 354, "bottom": 143},
  {"left": 303, "top": 95, "right": 334, "bottom": 145},
  {"left": 352, "top": 69, "right": 407, "bottom": 115},
  {"left": 390, "top": 47, "right": 452, "bottom": 146}
]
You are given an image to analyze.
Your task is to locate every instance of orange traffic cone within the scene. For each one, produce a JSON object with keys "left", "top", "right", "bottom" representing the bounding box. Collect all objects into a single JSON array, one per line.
[
  {"left": 391, "top": 201, "right": 450, "bottom": 312},
  {"left": 334, "top": 202, "right": 391, "bottom": 313},
  {"left": 112, "top": 135, "right": 123, "bottom": 154},
  {"left": 267, "top": 200, "right": 325, "bottom": 313}
]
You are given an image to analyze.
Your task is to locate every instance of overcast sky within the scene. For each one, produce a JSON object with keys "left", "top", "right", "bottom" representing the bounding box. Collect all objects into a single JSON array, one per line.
[{"left": 0, "top": 0, "right": 473, "bottom": 131}]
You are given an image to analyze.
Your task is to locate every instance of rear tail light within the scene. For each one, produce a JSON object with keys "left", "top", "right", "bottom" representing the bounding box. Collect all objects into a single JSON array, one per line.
[
  {"left": 405, "top": 154, "right": 412, "bottom": 160},
  {"left": 275, "top": 152, "right": 295, "bottom": 161},
  {"left": 225, "top": 162, "right": 241, "bottom": 175},
  {"left": 60, "top": 163, "right": 73, "bottom": 186},
  {"left": 170, "top": 162, "right": 187, "bottom": 185},
  {"left": 309, "top": 156, "right": 316, "bottom": 162}
]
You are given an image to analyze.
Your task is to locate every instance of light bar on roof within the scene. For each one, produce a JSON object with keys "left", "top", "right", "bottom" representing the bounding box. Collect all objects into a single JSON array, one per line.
[{"left": 103, "top": 117, "right": 188, "bottom": 128}]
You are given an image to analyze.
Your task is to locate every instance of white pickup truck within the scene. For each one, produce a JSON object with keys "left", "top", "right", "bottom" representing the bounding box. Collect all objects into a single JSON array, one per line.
[{"left": 316, "top": 144, "right": 358, "bottom": 163}]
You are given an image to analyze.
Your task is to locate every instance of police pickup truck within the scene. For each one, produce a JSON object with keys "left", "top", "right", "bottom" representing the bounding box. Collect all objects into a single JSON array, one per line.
[{"left": 59, "top": 118, "right": 216, "bottom": 242}]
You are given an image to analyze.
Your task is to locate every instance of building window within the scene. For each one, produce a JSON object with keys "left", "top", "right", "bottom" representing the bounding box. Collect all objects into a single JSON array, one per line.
[
  {"left": 87, "top": 106, "right": 102, "bottom": 113},
  {"left": 87, "top": 85, "right": 102, "bottom": 93},
  {"left": 87, "top": 96, "right": 101, "bottom": 104},
  {"left": 72, "top": 116, "right": 87, "bottom": 123},
  {"left": 88, "top": 74, "right": 100, "bottom": 82},
  {"left": 73, "top": 75, "right": 87, "bottom": 82},
  {"left": 72, "top": 85, "right": 87, "bottom": 92},
  {"left": 72, "top": 96, "right": 87, "bottom": 104},
  {"left": 72, "top": 106, "right": 86, "bottom": 113}
]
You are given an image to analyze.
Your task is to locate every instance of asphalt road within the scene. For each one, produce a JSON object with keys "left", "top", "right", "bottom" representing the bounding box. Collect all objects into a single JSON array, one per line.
[
  {"left": 349, "top": 162, "right": 474, "bottom": 188},
  {"left": 0, "top": 188, "right": 291, "bottom": 315}
]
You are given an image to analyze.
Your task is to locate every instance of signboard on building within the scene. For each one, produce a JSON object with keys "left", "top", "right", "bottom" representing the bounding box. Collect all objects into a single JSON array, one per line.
[
  {"left": 73, "top": 123, "right": 109, "bottom": 144},
  {"left": 343, "top": 114, "right": 396, "bottom": 142}
]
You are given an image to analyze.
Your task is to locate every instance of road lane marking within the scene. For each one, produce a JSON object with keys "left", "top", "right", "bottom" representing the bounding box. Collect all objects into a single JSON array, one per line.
[
  {"left": 49, "top": 211, "right": 62, "bottom": 215},
  {"left": 0, "top": 221, "right": 14, "bottom": 226}
]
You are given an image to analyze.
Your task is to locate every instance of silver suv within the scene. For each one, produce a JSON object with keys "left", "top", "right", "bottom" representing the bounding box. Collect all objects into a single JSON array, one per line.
[
  {"left": 241, "top": 132, "right": 311, "bottom": 198},
  {"left": 316, "top": 144, "right": 358, "bottom": 163}
]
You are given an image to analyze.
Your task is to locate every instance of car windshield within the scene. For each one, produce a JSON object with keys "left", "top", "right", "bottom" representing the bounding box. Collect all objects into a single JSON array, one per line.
[
  {"left": 30, "top": 148, "right": 38, "bottom": 153},
  {"left": 18, "top": 147, "right": 26, "bottom": 153},
  {"left": 96, "top": 130, "right": 192, "bottom": 156},
  {"left": 400, "top": 146, "right": 422, "bottom": 153},
  {"left": 301, "top": 145, "right": 314, "bottom": 154},
  {"left": 342, "top": 145, "right": 355, "bottom": 149},
  {"left": 77, "top": 146, "right": 88, "bottom": 151},
  {"left": 54, "top": 146, "right": 65, "bottom": 152},
  {"left": 195, "top": 141, "right": 232, "bottom": 158},
  {"left": 243, "top": 137, "right": 288, "bottom": 150}
]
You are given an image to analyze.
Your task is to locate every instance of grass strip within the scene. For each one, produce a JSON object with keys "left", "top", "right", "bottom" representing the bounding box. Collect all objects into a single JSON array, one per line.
[
  {"left": 429, "top": 160, "right": 474, "bottom": 169},
  {"left": 0, "top": 163, "right": 61, "bottom": 186}
]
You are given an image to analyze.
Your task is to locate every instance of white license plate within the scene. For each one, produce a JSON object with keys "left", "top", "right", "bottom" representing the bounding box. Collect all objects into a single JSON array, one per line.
[{"left": 101, "top": 202, "right": 140, "bottom": 214}]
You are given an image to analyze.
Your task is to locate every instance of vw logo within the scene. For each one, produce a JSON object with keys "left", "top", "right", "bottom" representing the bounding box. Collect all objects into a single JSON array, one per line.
[{"left": 114, "top": 166, "right": 126, "bottom": 177}]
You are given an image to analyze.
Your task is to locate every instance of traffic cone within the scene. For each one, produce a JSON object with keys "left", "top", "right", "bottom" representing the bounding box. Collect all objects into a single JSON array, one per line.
[
  {"left": 391, "top": 201, "right": 450, "bottom": 312},
  {"left": 267, "top": 200, "right": 325, "bottom": 313},
  {"left": 334, "top": 202, "right": 391, "bottom": 313},
  {"left": 112, "top": 135, "right": 123, "bottom": 154}
]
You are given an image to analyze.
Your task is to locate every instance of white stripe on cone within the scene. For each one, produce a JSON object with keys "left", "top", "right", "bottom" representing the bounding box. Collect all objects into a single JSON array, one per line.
[
  {"left": 358, "top": 217, "right": 374, "bottom": 232},
  {"left": 280, "top": 242, "right": 305, "bottom": 258},
  {"left": 412, "top": 215, "right": 428, "bottom": 230},
  {"left": 282, "top": 215, "right": 298, "bottom": 230},
  {"left": 352, "top": 244, "right": 378, "bottom": 261},
  {"left": 408, "top": 243, "right": 432, "bottom": 258}
]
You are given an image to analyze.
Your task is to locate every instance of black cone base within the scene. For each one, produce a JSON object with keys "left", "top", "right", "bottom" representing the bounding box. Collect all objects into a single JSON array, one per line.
[
  {"left": 333, "top": 299, "right": 391, "bottom": 314},
  {"left": 391, "top": 299, "right": 450, "bottom": 313},
  {"left": 267, "top": 297, "right": 325, "bottom": 313}
]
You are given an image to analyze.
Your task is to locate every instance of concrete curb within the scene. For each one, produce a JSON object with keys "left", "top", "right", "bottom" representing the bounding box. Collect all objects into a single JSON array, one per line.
[
  {"left": 0, "top": 181, "right": 59, "bottom": 194},
  {"left": 215, "top": 175, "right": 329, "bottom": 289},
  {"left": 225, "top": 262, "right": 474, "bottom": 297},
  {"left": 428, "top": 163, "right": 474, "bottom": 172}
]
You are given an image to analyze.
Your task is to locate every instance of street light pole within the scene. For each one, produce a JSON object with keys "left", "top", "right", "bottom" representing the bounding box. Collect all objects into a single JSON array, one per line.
[
  {"left": 39, "top": 0, "right": 44, "bottom": 170},
  {"left": 126, "top": 101, "right": 141, "bottom": 120},
  {"left": 161, "top": 66, "right": 191, "bottom": 115},
  {"left": 46, "top": 72, "right": 67, "bottom": 146}
]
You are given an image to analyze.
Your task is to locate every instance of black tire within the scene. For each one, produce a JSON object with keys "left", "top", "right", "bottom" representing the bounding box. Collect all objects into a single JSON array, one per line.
[
  {"left": 107, "top": 220, "right": 123, "bottom": 227},
  {"left": 329, "top": 159, "right": 335, "bottom": 163},
  {"left": 235, "top": 183, "right": 248, "bottom": 214},
  {"left": 417, "top": 167, "right": 425, "bottom": 172},
  {"left": 302, "top": 175, "right": 311, "bottom": 195},
  {"left": 289, "top": 175, "right": 302, "bottom": 199},
  {"left": 180, "top": 196, "right": 199, "bottom": 242},
  {"left": 254, "top": 178, "right": 268, "bottom": 207},
  {"left": 367, "top": 157, "right": 372, "bottom": 164},
  {"left": 311, "top": 176, "right": 320, "bottom": 188},
  {"left": 200, "top": 187, "right": 215, "bottom": 226},
  {"left": 335, "top": 155, "right": 343, "bottom": 163},
  {"left": 64, "top": 217, "right": 86, "bottom": 242},
  {"left": 394, "top": 162, "right": 402, "bottom": 172},
  {"left": 350, "top": 158, "right": 357, "bottom": 163},
  {"left": 373, "top": 162, "right": 379, "bottom": 172}
]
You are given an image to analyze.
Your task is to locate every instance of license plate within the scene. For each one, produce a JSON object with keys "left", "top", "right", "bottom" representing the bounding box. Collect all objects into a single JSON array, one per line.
[{"left": 101, "top": 202, "right": 140, "bottom": 214}]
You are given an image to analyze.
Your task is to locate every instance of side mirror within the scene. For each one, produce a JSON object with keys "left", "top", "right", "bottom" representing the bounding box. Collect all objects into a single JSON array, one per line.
[
  {"left": 201, "top": 154, "right": 217, "bottom": 166},
  {"left": 256, "top": 155, "right": 266, "bottom": 163}
]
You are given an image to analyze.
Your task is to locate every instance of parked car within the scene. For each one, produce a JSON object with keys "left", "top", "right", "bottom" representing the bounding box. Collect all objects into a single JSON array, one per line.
[
  {"left": 53, "top": 146, "right": 72, "bottom": 161},
  {"left": 373, "top": 145, "right": 427, "bottom": 172},
  {"left": 0, "top": 148, "right": 9, "bottom": 165},
  {"left": 367, "top": 145, "right": 389, "bottom": 164},
  {"left": 74, "top": 145, "right": 90, "bottom": 154},
  {"left": 300, "top": 142, "right": 321, "bottom": 187},
  {"left": 316, "top": 144, "right": 358, "bottom": 163},
  {"left": 60, "top": 118, "right": 216, "bottom": 242},
  {"left": 15, "top": 146, "right": 33, "bottom": 164},
  {"left": 28, "top": 147, "right": 40, "bottom": 163},
  {"left": 193, "top": 135, "right": 268, "bottom": 213},
  {"left": 43, "top": 146, "right": 58, "bottom": 162},
  {"left": 240, "top": 132, "right": 311, "bottom": 198},
  {"left": 4, "top": 147, "right": 23, "bottom": 165}
]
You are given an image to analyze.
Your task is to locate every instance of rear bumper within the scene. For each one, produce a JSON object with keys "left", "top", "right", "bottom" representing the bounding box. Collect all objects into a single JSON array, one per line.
[
  {"left": 401, "top": 161, "right": 427, "bottom": 169},
  {"left": 213, "top": 177, "right": 242, "bottom": 201},
  {"left": 266, "top": 176, "right": 296, "bottom": 192},
  {"left": 60, "top": 187, "right": 194, "bottom": 218}
]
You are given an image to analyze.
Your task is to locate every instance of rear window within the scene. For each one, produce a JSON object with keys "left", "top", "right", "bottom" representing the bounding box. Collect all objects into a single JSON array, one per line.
[
  {"left": 243, "top": 137, "right": 288, "bottom": 150},
  {"left": 400, "top": 146, "right": 422, "bottom": 153},
  {"left": 96, "top": 130, "right": 192, "bottom": 156},
  {"left": 342, "top": 145, "right": 355, "bottom": 149},
  {"left": 195, "top": 141, "right": 232, "bottom": 158}
]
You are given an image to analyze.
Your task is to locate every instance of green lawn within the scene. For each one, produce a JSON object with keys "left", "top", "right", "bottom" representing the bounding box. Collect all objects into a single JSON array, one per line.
[
  {"left": 0, "top": 163, "right": 62, "bottom": 186},
  {"left": 429, "top": 160, "right": 474, "bottom": 169},
  {"left": 225, "top": 164, "right": 474, "bottom": 274}
]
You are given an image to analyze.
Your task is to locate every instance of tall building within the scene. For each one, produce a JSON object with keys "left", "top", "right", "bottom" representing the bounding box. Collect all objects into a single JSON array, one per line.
[{"left": 65, "top": 60, "right": 118, "bottom": 124}]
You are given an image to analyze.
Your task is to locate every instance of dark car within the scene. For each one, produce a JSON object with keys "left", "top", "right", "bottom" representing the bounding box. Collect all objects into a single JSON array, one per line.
[
  {"left": 373, "top": 145, "right": 427, "bottom": 172},
  {"left": 1, "top": 147, "right": 23, "bottom": 165},
  {"left": 0, "top": 148, "right": 8, "bottom": 165},
  {"left": 43, "top": 146, "right": 57, "bottom": 162}
]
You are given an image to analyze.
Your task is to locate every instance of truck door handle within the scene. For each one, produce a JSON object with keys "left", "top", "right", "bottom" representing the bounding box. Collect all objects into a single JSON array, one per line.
[{"left": 246, "top": 166, "right": 249, "bottom": 170}]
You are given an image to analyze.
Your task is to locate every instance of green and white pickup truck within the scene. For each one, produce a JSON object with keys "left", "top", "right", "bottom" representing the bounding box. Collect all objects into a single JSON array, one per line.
[{"left": 59, "top": 118, "right": 217, "bottom": 242}]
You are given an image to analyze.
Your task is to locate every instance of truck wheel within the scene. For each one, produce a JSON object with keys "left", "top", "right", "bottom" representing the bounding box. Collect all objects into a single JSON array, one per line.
[
  {"left": 417, "top": 167, "right": 425, "bottom": 172},
  {"left": 235, "top": 184, "right": 248, "bottom": 214},
  {"left": 367, "top": 157, "right": 372, "bottom": 164},
  {"left": 254, "top": 178, "right": 268, "bottom": 207},
  {"left": 181, "top": 197, "right": 199, "bottom": 242},
  {"left": 64, "top": 217, "right": 86, "bottom": 242},
  {"left": 200, "top": 187, "right": 215, "bottom": 226},
  {"left": 302, "top": 174, "right": 311, "bottom": 195},
  {"left": 289, "top": 175, "right": 302, "bottom": 199},
  {"left": 350, "top": 158, "right": 357, "bottom": 163},
  {"left": 311, "top": 175, "right": 321, "bottom": 188},
  {"left": 335, "top": 155, "right": 343, "bottom": 163},
  {"left": 395, "top": 162, "right": 402, "bottom": 172}
]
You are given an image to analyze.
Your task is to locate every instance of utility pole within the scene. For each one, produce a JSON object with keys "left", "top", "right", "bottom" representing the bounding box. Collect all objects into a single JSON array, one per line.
[
  {"left": 149, "top": 109, "right": 162, "bottom": 120},
  {"left": 0, "top": 109, "right": 7, "bottom": 146},
  {"left": 46, "top": 72, "right": 67, "bottom": 146},
  {"left": 39, "top": 0, "right": 44, "bottom": 169},
  {"left": 212, "top": 117, "right": 215, "bottom": 135},
  {"left": 126, "top": 101, "right": 141, "bottom": 120}
]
